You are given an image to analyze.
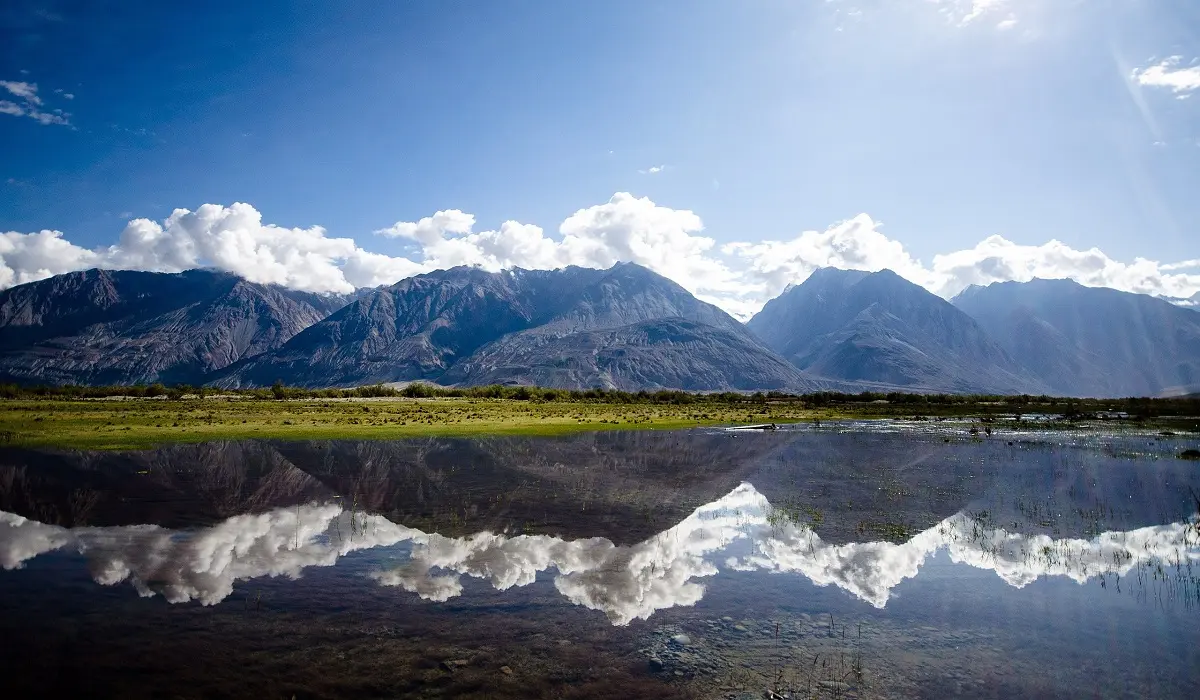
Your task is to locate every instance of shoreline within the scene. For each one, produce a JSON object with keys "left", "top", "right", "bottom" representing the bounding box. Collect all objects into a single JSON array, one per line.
[{"left": 2, "top": 395, "right": 1198, "bottom": 450}]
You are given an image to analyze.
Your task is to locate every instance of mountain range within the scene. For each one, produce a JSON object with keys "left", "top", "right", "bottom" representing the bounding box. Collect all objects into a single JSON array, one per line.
[
  {"left": 745, "top": 268, "right": 1046, "bottom": 394},
  {"left": 953, "top": 278, "right": 1200, "bottom": 397},
  {"left": 0, "top": 264, "right": 1197, "bottom": 397},
  {"left": 217, "top": 263, "right": 818, "bottom": 391},
  {"left": 0, "top": 268, "right": 350, "bottom": 386}
]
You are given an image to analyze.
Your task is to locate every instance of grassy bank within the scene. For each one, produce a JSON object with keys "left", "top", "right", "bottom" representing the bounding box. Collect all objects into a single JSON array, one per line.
[
  {"left": 0, "top": 396, "right": 827, "bottom": 450},
  {"left": 0, "top": 389, "right": 1197, "bottom": 450}
]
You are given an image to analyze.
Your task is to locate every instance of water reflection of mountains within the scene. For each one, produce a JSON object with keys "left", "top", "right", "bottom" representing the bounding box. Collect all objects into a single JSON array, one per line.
[
  {"left": 2, "top": 430, "right": 1196, "bottom": 541},
  {"left": 3, "top": 431, "right": 1198, "bottom": 623},
  {"left": 4, "top": 482, "right": 1197, "bottom": 624},
  {"left": 0, "top": 431, "right": 782, "bottom": 540}
]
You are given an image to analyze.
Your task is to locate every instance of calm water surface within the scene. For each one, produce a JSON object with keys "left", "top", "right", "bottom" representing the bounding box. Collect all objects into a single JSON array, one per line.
[{"left": 1, "top": 424, "right": 1199, "bottom": 698}]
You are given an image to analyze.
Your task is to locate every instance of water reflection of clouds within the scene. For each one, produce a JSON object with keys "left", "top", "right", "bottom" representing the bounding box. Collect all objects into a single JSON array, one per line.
[
  {"left": 0, "top": 512, "right": 74, "bottom": 570},
  {"left": 2, "top": 483, "right": 1197, "bottom": 623},
  {"left": 0, "top": 506, "right": 421, "bottom": 604}
]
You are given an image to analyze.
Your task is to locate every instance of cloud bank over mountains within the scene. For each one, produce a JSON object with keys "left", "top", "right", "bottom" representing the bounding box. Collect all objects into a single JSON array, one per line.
[
  {"left": 3, "top": 193, "right": 1198, "bottom": 319},
  {"left": 3, "top": 484, "right": 1195, "bottom": 623}
]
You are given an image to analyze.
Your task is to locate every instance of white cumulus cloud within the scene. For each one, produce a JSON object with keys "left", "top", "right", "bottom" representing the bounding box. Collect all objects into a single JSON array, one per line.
[
  {"left": 101, "top": 203, "right": 431, "bottom": 292},
  {"left": 2, "top": 203, "right": 426, "bottom": 294},
  {"left": 723, "top": 213, "right": 933, "bottom": 303},
  {"left": 558, "top": 193, "right": 739, "bottom": 299},
  {"left": 372, "top": 200, "right": 1200, "bottom": 317},
  {"left": 373, "top": 193, "right": 742, "bottom": 310},
  {"left": 3, "top": 194, "right": 1198, "bottom": 319},
  {"left": 375, "top": 209, "right": 475, "bottom": 244},
  {"left": 0, "top": 229, "right": 102, "bottom": 289},
  {"left": 723, "top": 215, "right": 1200, "bottom": 312},
  {"left": 926, "top": 235, "right": 1200, "bottom": 298},
  {"left": 1133, "top": 56, "right": 1200, "bottom": 98}
]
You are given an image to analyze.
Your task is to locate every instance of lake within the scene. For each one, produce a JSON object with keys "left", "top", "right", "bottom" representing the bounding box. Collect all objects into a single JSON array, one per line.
[{"left": 1, "top": 423, "right": 1198, "bottom": 698}]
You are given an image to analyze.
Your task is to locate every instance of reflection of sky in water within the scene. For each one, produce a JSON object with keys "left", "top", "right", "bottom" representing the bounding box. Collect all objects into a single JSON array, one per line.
[{"left": 4, "top": 483, "right": 1197, "bottom": 625}]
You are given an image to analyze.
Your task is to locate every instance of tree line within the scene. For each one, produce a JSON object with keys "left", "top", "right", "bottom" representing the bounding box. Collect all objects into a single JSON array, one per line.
[{"left": 0, "top": 381, "right": 1197, "bottom": 415}]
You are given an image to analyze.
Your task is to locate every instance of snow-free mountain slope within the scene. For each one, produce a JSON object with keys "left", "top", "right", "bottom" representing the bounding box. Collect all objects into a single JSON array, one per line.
[
  {"left": 747, "top": 268, "right": 1043, "bottom": 394},
  {"left": 219, "top": 263, "right": 819, "bottom": 391},
  {"left": 0, "top": 269, "right": 350, "bottom": 385},
  {"left": 952, "top": 278, "right": 1200, "bottom": 397}
]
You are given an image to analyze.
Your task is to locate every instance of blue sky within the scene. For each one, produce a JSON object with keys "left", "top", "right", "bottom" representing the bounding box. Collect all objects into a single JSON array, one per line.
[{"left": 2, "top": 0, "right": 1199, "bottom": 316}]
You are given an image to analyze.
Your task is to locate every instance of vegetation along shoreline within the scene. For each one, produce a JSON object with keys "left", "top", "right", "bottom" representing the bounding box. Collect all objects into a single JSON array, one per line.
[{"left": 1, "top": 383, "right": 1197, "bottom": 450}]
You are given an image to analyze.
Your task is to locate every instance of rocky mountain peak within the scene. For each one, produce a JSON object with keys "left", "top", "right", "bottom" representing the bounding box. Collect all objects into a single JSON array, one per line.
[
  {"left": 0, "top": 269, "right": 352, "bottom": 385},
  {"left": 746, "top": 267, "right": 1043, "bottom": 394}
]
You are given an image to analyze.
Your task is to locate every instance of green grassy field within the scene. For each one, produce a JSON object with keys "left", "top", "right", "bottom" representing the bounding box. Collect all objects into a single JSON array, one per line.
[
  {"left": 0, "top": 396, "right": 829, "bottom": 449},
  {"left": 1, "top": 393, "right": 1196, "bottom": 450}
]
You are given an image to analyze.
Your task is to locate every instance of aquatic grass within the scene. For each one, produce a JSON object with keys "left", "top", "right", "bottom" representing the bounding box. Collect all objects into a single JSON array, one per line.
[
  {"left": 710, "top": 612, "right": 872, "bottom": 699},
  {"left": 948, "top": 493, "right": 1200, "bottom": 612}
]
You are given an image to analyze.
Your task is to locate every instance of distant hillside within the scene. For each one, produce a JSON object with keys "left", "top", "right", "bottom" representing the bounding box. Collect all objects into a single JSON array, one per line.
[
  {"left": 0, "top": 269, "right": 350, "bottom": 386},
  {"left": 217, "top": 263, "right": 820, "bottom": 391},
  {"left": 746, "top": 268, "right": 1045, "bottom": 394},
  {"left": 953, "top": 278, "right": 1200, "bottom": 397}
]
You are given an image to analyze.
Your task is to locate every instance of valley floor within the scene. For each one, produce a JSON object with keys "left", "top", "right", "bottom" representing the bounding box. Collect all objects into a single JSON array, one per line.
[
  {"left": 1, "top": 394, "right": 1198, "bottom": 450},
  {"left": 0, "top": 397, "right": 828, "bottom": 450}
]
